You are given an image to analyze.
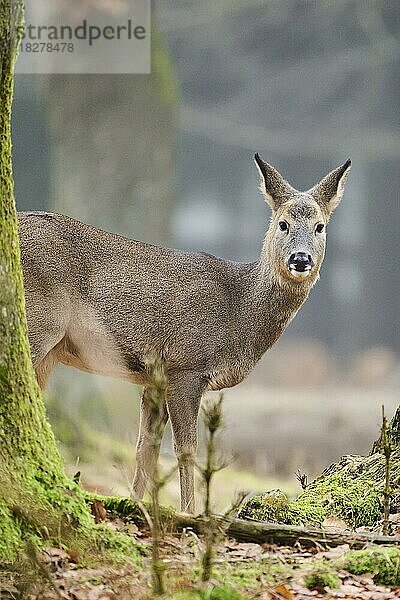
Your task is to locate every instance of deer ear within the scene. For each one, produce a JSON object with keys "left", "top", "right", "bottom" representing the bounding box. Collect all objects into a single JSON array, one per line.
[
  {"left": 254, "top": 153, "right": 292, "bottom": 211},
  {"left": 310, "top": 159, "right": 351, "bottom": 215}
]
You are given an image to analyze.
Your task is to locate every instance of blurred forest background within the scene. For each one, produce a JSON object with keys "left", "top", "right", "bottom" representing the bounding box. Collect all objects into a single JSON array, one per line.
[{"left": 13, "top": 0, "right": 400, "bottom": 509}]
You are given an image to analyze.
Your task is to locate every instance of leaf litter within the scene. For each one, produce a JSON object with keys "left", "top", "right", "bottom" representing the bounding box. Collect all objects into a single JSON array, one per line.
[{"left": 4, "top": 510, "right": 400, "bottom": 600}]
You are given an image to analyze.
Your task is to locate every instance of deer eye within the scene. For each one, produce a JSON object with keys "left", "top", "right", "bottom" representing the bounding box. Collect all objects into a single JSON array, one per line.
[
  {"left": 315, "top": 223, "right": 325, "bottom": 234},
  {"left": 279, "top": 221, "right": 289, "bottom": 232}
]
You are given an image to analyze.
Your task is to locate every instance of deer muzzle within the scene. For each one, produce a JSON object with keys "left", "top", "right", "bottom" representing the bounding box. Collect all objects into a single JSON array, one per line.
[{"left": 288, "top": 252, "right": 314, "bottom": 277}]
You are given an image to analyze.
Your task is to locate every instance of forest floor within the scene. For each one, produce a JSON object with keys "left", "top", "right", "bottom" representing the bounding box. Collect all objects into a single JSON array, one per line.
[
  {"left": 22, "top": 382, "right": 399, "bottom": 599},
  {"left": 6, "top": 510, "right": 400, "bottom": 600}
]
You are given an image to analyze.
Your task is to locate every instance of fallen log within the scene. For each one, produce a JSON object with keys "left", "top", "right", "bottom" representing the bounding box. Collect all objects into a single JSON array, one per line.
[
  {"left": 94, "top": 495, "right": 400, "bottom": 550},
  {"left": 173, "top": 513, "right": 400, "bottom": 550}
]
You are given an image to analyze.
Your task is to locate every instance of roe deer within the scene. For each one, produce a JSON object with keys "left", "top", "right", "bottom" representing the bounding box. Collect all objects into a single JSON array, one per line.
[{"left": 18, "top": 154, "right": 351, "bottom": 513}]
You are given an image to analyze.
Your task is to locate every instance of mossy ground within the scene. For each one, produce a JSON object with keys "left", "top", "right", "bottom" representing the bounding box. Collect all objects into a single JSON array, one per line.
[
  {"left": 0, "top": 469, "right": 143, "bottom": 569},
  {"left": 3, "top": 517, "right": 400, "bottom": 599},
  {"left": 167, "top": 589, "right": 244, "bottom": 600},
  {"left": 341, "top": 546, "right": 400, "bottom": 587},
  {"left": 186, "top": 545, "right": 400, "bottom": 593},
  {"left": 190, "top": 560, "right": 294, "bottom": 591},
  {"left": 304, "top": 563, "right": 340, "bottom": 590},
  {"left": 239, "top": 472, "right": 382, "bottom": 528}
]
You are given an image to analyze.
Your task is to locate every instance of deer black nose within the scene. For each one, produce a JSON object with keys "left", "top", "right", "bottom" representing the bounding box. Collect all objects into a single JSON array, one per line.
[{"left": 288, "top": 252, "right": 314, "bottom": 272}]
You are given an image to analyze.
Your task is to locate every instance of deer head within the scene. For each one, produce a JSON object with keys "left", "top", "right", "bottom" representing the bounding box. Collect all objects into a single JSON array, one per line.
[{"left": 255, "top": 153, "right": 351, "bottom": 286}]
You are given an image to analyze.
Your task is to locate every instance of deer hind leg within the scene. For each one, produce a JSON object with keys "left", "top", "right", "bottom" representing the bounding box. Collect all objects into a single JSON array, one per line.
[
  {"left": 27, "top": 317, "right": 66, "bottom": 390},
  {"left": 166, "top": 373, "right": 204, "bottom": 514},
  {"left": 35, "top": 348, "right": 59, "bottom": 390},
  {"left": 131, "top": 387, "right": 169, "bottom": 500}
]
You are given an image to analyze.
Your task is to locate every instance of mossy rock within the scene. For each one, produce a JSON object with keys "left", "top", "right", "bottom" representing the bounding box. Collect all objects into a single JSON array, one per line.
[
  {"left": 238, "top": 488, "right": 325, "bottom": 526},
  {"left": 240, "top": 409, "right": 400, "bottom": 529},
  {"left": 239, "top": 454, "right": 394, "bottom": 528},
  {"left": 341, "top": 546, "right": 400, "bottom": 588}
]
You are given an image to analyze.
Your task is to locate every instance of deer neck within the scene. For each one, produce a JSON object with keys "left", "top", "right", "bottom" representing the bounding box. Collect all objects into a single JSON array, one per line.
[{"left": 245, "top": 240, "right": 312, "bottom": 358}]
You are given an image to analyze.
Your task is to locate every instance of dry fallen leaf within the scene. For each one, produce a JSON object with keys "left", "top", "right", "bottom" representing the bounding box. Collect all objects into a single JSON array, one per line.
[
  {"left": 91, "top": 500, "right": 107, "bottom": 523},
  {"left": 322, "top": 516, "right": 350, "bottom": 531},
  {"left": 273, "top": 583, "right": 295, "bottom": 599},
  {"left": 124, "top": 522, "right": 141, "bottom": 536},
  {"left": 340, "top": 583, "right": 364, "bottom": 595},
  {"left": 226, "top": 542, "right": 263, "bottom": 559},
  {"left": 290, "top": 585, "right": 318, "bottom": 597},
  {"left": 321, "top": 543, "right": 350, "bottom": 560},
  {"left": 0, "top": 585, "right": 20, "bottom": 598},
  {"left": 67, "top": 548, "right": 80, "bottom": 563},
  {"left": 70, "top": 584, "right": 111, "bottom": 600},
  {"left": 389, "top": 513, "right": 400, "bottom": 523},
  {"left": 42, "top": 546, "right": 70, "bottom": 570},
  {"left": 258, "top": 592, "right": 273, "bottom": 600}
]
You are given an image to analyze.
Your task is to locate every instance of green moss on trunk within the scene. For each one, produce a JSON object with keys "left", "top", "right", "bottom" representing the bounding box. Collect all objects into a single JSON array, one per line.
[
  {"left": 0, "top": 0, "right": 73, "bottom": 558},
  {"left": 0, "top": 2, "right": 139, "bottom": 563}
]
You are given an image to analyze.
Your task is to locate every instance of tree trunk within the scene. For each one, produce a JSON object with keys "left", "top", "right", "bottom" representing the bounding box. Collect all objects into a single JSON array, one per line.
[
  {"left": 44, "top": 34, "right": 177, "bottom": 246},
  {"left": 0, "top": 0, "right": 94, "bottom": 560}
]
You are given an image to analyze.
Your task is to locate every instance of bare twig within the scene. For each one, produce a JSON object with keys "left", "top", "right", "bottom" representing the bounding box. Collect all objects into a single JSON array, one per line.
[
  {"left": 295, "top": 469, "right": 308, "bottom": 490},
  {"left": 223, "top": 490, "right": 249, "bottom": 519},
  {"left": 25, "top": 540, "right": 63, "bottom": 600},
  {"left": 198, "top": 394, "right": 225, "bottom": 582},
  {"left": 379, "top": 405, "right": 394, "bottom": 536}
]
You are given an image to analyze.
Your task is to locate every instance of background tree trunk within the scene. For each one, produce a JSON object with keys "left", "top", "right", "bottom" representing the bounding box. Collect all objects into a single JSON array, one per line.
[
  {"left": 44, "top": 34, "right": 178, "bottom": 246},
  {"left": 0, "top": 0, "right": 94, "bottom": 560}
]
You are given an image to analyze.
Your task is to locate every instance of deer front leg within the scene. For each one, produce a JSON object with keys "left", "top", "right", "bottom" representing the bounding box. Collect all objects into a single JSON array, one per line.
[
  {"left": 131, "top": 387, "right": 169, "bottom": 500},
  {"left": 167, "top": 373, "right": 204, "bottom": 514}
]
